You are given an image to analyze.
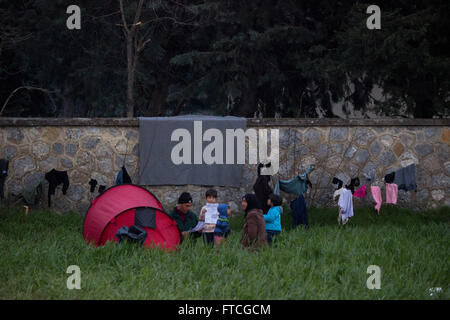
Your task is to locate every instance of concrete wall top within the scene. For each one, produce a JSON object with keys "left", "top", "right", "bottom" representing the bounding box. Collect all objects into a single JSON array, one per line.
[{"left": 0, "top": 117, "right": 449, "bottom": 127}]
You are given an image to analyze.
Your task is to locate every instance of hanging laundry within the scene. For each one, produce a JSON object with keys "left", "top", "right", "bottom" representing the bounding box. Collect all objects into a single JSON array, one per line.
[
  {"left": 290, "top": 194, "right": 309, "bottom": 229},
  {"left": 115, "top": 166, "right": 132, "bottom": 185},
  {"left": 257, "top": 162, "right": 271, "bottom": 176},
  {"left": 332, "top": 177, "right": 343, "bottom": 189},
  {"left": 333, "top": 188, "right": 343, "bottom": 201},
  {"left": 89, "top": 179, "right": 98, "bottom": 193},
  {"left": 98, "top": 185, "right": 106, "bottom": 194},
  {"left": 253, "top": 163, "right": 273, "bottom": 214},
  {"left": 394, "top": 164, "right": 417, "bottom": 192},
  {"left": 0, "top": 159, "right": 9, "bottom": 200},
  {"left": 337, "top": 188, "right": 354, "bottom": 225},
  {"left": 44, "top": 169, "right": 69, "bottom": 208},
  {"left": 123, "top": 167, "right": 132, "bottom": 183},
  {"left": 385, "top": 183, "right": 398, "bottom": 204},
  {"left": 274, "top": 165, "right": 315, "bottom": 196},
  {"left": 345, "top": 177, "right": 360, "bottom": 194},
  {"left": 384, "top": 172, "right": 395, "bottom": 183},
  {"left": 353, "top": 185, "right": 367, "bottom": 198},
  {"left": 370, "top": 186, "right": 382, "bottom": 214}
]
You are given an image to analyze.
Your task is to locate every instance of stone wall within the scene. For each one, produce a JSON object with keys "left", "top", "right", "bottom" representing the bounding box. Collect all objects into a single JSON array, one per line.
[{"left": 0, "top": 118, "right": 449, "bottom": 215}]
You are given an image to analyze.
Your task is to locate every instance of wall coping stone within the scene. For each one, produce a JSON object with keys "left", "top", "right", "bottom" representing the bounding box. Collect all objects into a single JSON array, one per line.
[{"left": 0, "top": 117, "right": 449, "bottom": 127}]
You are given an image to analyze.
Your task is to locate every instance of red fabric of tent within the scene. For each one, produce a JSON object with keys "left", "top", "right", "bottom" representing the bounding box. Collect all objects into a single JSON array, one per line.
[{"left": 83, "top": 184, "right": 180, "bottom": 251}]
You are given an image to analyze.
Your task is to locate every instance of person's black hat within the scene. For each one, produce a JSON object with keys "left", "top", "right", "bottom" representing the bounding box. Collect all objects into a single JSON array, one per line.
[{"left": 178, "top": 192, "right": 193, "bottom": 204}]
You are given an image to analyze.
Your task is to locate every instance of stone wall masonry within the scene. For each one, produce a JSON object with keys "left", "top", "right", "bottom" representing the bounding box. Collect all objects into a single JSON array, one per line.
[{"left": 0, "top": 118, "right": 449, "bottom": 215}]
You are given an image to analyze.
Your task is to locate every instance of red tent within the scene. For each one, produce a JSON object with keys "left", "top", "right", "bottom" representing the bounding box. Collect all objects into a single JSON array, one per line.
[{"left": 83, "top": 184, "right": 180, "bottom": 251}]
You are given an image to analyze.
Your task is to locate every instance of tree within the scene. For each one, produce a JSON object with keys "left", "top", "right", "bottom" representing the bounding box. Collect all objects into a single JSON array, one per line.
[
  {"left": 334, "top": 1, "right": 450, "bottom": 118},
  {"left": 169, "top": 0, "right": 356, "bottom": 117},
  {"left": 119, "top": 0, "right": 147, "bottom": 118},
  {"left": 0, "top": 0, "right": 447, "bottom": 118},
  {"left": 0, "top": 0, "right": 126, "bottom": 117},
  {"left": 118, "top": 0, "right": 200, "bottom": 117}
]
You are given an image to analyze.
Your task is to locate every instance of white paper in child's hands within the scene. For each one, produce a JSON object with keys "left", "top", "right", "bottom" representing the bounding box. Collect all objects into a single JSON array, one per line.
[{"left": 205, "top": 203, "right": 219, "bottom": 224}]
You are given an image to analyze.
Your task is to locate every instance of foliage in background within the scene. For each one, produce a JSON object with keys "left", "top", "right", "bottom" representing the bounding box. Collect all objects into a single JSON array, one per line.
[{"left": 0, "top": 0, "right": 448, "bottom": 117}]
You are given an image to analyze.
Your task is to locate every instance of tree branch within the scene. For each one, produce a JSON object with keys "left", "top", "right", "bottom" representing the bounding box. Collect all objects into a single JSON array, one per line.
[
  {"left": 0, "top": 86, "right": 57, "bottom": 117},
  {"left": 119, "top": 0, "right": 130, "bottom": 34}
]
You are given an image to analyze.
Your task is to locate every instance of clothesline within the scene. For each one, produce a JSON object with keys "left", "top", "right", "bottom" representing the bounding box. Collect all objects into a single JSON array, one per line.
[{"left": 257, "top": 162, "right": 417, "bottom": 225}]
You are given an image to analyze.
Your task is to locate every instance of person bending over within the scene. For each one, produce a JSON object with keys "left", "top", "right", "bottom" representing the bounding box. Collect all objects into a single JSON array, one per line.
[{"left": 170, "top": 192, "right": 199, "bottom": 240}]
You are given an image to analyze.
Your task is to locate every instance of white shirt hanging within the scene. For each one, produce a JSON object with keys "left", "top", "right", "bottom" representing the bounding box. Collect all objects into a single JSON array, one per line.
[{"left": 338, "top": 188, "right": 354, "bottom": 224}]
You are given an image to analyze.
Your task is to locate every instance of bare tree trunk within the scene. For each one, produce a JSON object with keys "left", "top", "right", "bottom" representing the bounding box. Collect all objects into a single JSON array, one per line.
[
  {"left": 118, "top": 0, "right": 198, "bottom": 117},
  {"left": 120, "top": 0, "right": 145, "bottom": 118},
  {"left": 126, "top": 35, "right": 135, "bottom": 117}
]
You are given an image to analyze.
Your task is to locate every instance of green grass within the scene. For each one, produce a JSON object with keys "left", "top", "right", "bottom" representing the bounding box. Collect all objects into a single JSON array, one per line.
[{"left": 0, "top": 205, "right": 449, "bottom": 299}]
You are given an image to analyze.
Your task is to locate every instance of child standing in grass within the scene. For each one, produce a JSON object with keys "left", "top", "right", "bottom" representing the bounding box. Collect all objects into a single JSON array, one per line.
[
  {"left": 264, "top": 194, "right": 283, "bottom": 245},
  {"left": 214, "top": 204, "right": 231, "bottom": 246},
  {"left": 199, "top": 189, "right": 218, "bottom": 247}
]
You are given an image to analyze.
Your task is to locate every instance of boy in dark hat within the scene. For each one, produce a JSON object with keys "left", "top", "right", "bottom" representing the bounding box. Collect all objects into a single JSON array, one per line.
[{"left": 170, "top": 192, "right": 199, "bottom": 240}]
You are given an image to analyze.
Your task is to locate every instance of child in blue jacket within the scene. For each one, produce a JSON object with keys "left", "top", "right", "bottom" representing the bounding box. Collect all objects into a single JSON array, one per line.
[
  {"left": 264, "top": 194, "right": 283, "bottom": 245},
  {"left": 214, "top": 204, "right": 231, "bottom": 245}
]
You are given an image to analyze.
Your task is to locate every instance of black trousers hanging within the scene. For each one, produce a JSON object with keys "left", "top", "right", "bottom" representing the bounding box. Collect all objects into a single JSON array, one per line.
[
  {"left": 290, "top": 194, "right": 309, "bottom": 229},
  {"left": 44, "top": 169, "right": 69, "bottom": 207}
]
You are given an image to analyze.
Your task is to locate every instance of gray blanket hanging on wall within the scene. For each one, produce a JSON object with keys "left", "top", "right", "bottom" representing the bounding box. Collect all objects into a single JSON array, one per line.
[{"left": 139, "top": 115, "right": 247, "bottom": 187}]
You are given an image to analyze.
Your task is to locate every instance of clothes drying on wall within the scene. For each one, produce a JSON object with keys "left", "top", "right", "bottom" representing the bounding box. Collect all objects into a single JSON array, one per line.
[
  {"left": 370, "top": 186, "right": 382, "bottom": 214},
  {"left": 0, "top": 159, "right": 9, "bottom": 200},
  {"left": 89, "top": 179, "right": 98, "bottom": 193},
  {"left": 385, "top": 183, "right": 398, "bottom": 204},
  {"left": 345, "top": 177, "right": 360, "bottom": 194},
  {"left": 332, "top": 177, "right": 344, "bottom": 190},
  {"left": 337, "top": 188, "right": 354, "bottom": 225},
  {"left": 353, "top": 185, "right": 367, "bottom": 198},
  {"left": 44, "top": 169, "right": 69, "bottom": 208},
  {"left": 384, "top": 172, "right": 396, "bottom": 184},
  {"left": 332, "top": 176, "right": 360, "bottom": 194},
  {"left": 394, "top": 163, "right": 417, "bottom": 192},
  {"left": 290, "top": 194, "right": 309, "bottom": 229},
  {"left": 115, "top": 166, "right": 132, "bottom": 185},
  {"left": 98, "top": 185, "right": 106, "bottom": 194},
  {"left": 274, "top": 165, "right": 315, "bottom": 196}
]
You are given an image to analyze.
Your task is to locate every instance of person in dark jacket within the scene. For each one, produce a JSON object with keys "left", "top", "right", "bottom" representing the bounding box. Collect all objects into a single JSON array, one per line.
[
  {"left": 253, "top": 163, "right": 273, "bottom": 214},
  {"left": 240, "top": 194, "right": 267, "bottom": 250},
  {"left": 170, "top": 192, "right": 199, "bottom": 241}
]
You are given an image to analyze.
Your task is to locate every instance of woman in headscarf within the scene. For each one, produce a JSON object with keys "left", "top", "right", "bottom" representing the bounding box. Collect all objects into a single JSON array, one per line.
[
  {"left": 253, "top": 163, "right": 273, "bottom": 214},
  {"left": 240, "top": 194, "right": 267, "bottom": 250}
]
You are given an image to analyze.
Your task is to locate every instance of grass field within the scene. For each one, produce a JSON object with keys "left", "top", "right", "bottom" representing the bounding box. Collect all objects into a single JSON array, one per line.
[{"left": 0, "top": 204, "right": 449, "bottom": 299}]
